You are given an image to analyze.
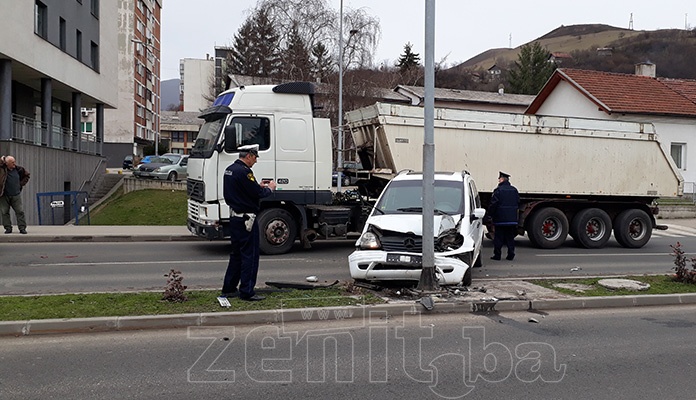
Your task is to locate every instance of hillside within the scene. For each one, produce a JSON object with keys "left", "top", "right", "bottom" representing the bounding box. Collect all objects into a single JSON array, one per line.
[{"left": 448, "top": 24, "right": 696, "bottom": 80}]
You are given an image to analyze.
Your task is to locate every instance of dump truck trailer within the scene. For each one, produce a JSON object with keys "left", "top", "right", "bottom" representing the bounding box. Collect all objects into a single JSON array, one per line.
[{"left": 345, "top": 102, "right": 684, "bottom": 249}]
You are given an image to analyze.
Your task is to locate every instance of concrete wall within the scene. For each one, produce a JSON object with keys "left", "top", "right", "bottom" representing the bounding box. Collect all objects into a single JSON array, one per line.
[
  {"left": 122, "top": 177, "right": 185, "bottom": 194},
  {"left": 0, "top": 142, "right": 105, "bottom": 226}
]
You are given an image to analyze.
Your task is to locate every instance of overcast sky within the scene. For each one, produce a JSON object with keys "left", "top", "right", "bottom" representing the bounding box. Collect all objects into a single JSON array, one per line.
[{"left": 160, "top": 0, "right": 694, "bottom": 81}]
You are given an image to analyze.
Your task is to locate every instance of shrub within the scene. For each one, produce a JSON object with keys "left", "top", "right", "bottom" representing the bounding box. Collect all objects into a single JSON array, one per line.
[
  {"left": 162, "top": 269, "right": 188, "bottom": 302},
  {"left": 670, "top": 242, "right": 696, "bottom": 284}
]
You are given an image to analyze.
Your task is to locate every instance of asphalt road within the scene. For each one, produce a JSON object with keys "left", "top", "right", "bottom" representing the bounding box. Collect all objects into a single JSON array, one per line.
[
  {"left": 2, "top": 305, "right": 696, "bottom": 399},
  {"left": 0, "top": 232, "right": 693, "bottom": 295}
]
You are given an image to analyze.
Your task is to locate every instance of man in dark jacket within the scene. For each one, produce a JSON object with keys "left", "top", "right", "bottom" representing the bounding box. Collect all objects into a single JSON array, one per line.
[
  {"left": 221, "top": 144, "right": 276, "bottom": 301},
  {"left": 0, "top": 155, "right": 30, "bottom": 234},
  {"left": 487, "top": 171, "right": 519, "bottom": 260}
]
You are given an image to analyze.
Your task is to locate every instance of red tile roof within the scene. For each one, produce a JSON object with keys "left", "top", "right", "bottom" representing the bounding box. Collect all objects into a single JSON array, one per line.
[{"left": 526, "top": 68, "right": 696, "bottom": 117}]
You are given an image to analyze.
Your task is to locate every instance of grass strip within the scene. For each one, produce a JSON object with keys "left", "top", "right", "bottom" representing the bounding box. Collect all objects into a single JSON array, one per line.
[
  {"left": 0, "top": 289, "right": 384, "bottom": 321},
  {"left": 530, "top": 275, "right": 696, "bottom": 297},
  {"left": 89, "top": 189, "right": 188, "bottom": 225}
]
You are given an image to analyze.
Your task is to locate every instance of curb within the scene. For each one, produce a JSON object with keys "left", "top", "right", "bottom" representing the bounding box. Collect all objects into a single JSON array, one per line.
[
  {"left": 0, "top": 235, "right": 201, "bottom": 243},
  {"left": 3, "top": 293, "right": 696, "bottom": 336}
]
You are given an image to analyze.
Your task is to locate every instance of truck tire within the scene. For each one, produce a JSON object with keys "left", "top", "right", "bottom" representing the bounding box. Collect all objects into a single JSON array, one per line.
[
  {"left": 528, "top": 207, "right": 568, "bottom": 249},
  {"left": 258, "top": 209, "right": 297, "bottom": 255},
  {"left": 613, "top": 209, "right": 652, "bottom": 248},
  {"left": 570, "top": 208, "right": 613, "bottom": 249}
]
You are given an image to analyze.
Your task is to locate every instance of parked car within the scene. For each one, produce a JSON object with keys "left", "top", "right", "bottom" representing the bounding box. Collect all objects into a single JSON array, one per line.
[
  {"left": 348, "top": 170, "right": 486, "bottom": 286},
  {"left": 122, "top": 155, "right": 133, "bottom": 170},
  {"left": 133, "top": 154, "right": 189, "bottom": 181},
  {"left": 332, "top": 161, "right": 364, "bottom": 186}
]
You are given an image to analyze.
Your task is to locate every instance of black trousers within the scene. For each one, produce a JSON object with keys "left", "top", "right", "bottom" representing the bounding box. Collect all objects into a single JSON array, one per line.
[
  {"left": 493, "top": 225, "right": 516, "bottom": 258},
  {"left": 223, "top": 217, "right": 260, "bottom": 298}
]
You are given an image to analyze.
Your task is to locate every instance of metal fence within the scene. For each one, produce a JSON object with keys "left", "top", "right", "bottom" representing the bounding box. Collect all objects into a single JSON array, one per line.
[{"left": 11, "top": 114, "right": 101, "bottom": 155}]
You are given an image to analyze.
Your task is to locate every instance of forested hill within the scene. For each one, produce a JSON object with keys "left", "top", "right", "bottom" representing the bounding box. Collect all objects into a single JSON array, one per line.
[{"left": 452, "top": 24, "right": 696, "bottom": 80}]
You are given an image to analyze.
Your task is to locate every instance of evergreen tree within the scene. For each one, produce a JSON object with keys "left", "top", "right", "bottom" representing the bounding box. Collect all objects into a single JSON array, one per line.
[
  {"left": 227, "top": 6, "right": 282, "bottom": 78},
  {"left": 396, "top": 42, "right": 421, "bottom": 73},
  {"left": 253, "top": 6, "right": 282, "bottom": 77},
  {"left": 283, "top": 23, "right": 312, "bottom": 80},
  {"left": 508, "top": 42, "right": 556, "bottom": 95},
  {"left": 228, "top": 19, "right": 257, "bottom": 76},
  {"left": 310, "top": 41, "right": 333, "bottom": 82}
]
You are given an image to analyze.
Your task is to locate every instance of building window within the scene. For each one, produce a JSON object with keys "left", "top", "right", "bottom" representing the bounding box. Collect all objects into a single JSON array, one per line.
[
  {"left": 671, "top": 143, "right": 686, "bottom": 170},
  {"left": 59, "top": 18, "right": 66, "bottom": 51},
  {"left": 172, "top": 132, "right": 187, "bottom": 142},
  {"left": 76, "top": 30, "right": 83, "bottom": 61},
  {"left": 90, "top": 41, "right": 99, "bottom": 71},
  {"left": 91, "top": 0, "right": 99, "bottom": 18},
  {"left": 81, "top": 122, "right": 93, "bottom": 134},
  {"left": 34, "top": 1, "right": 48, "bottom": 39}
]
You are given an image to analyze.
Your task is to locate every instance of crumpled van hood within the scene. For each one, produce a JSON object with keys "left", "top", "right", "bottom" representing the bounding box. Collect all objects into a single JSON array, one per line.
[{"left": 367, "top": 214, "right": 459, "bottom": 236}]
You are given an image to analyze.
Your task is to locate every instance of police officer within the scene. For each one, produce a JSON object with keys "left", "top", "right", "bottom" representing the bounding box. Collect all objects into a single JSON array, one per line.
[
  {"left": 487, "top": 171, "right": 520, "bottom": 261},
  {"left": 222, "top": 144, "right": 276, "bottom": 301}
]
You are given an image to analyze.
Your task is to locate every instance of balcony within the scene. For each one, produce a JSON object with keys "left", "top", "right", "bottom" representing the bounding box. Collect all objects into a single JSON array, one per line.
[{"left": 9, "top": 114, "right": 101, "bottom": 155}]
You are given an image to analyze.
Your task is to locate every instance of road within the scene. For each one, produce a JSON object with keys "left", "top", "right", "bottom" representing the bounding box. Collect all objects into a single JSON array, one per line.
[
  {"left": 1, "top": 305, "right": 696, "bottom": 399},
  {"left": 1, "top": 225, "right": 694, "bottom": 295}
]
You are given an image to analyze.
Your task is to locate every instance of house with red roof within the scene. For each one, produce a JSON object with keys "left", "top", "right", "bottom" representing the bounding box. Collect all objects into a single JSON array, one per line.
[{"left": 526, "top": 64, "right": 696, "bottom": 192}]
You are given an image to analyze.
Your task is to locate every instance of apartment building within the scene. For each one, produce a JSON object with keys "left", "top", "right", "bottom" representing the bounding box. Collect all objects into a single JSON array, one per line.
[
  {"left": 0, "top": 0, "right": 118, "bottom": 224},
  {"left": 103, "top": 0, "right": 162, "bottom": 167}
]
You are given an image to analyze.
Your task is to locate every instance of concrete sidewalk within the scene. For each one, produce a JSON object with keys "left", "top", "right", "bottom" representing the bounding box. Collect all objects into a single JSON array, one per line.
[{"left": 0, "top": 225, "right": 198, "bottom": 243}]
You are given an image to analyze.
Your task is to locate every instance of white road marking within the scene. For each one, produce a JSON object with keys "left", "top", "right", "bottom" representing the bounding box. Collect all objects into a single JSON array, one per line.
[{"left": 28, "top": 258, "right": 302, "bottom": 267}]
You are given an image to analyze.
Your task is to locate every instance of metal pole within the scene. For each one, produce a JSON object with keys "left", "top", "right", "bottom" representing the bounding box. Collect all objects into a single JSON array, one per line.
[
  {"left": 337, "top": 0, "right": 344, "bottom": 192},
  {"left": 418, "top": 0, "right": 437, "bottom": 290}
]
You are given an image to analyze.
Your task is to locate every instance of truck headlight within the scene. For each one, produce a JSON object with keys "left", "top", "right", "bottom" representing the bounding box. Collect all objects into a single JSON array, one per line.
[{"left": 359, "top": 232, "right": 381, "bottom": 250}]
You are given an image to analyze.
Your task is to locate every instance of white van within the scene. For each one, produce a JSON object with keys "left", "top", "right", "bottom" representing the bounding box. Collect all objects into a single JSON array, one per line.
[{"left": 348, "top": 170, "right": 486, "bottom": 286}]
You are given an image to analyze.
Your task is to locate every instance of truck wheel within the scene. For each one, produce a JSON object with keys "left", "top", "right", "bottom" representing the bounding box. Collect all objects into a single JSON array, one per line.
[
  {"left": 613, "top": 209, "right": 652, "bottom": 248},
  {"left": 463, "top": 267, "right": 472, "bottom": 287},
  {"left": 571, "top": 208, "right": 612, "bottom": 249},
  {"left": 258, "top": 209, "right": 297, "bottom": 255},
  {"left": 528, "top": 207, "right": 568, "bottom": 249}
]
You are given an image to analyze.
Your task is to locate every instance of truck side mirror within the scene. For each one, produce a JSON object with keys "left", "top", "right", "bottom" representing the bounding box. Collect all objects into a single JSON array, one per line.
[{"left": 223, "top": 125, "right": 237, "bottom": 153}]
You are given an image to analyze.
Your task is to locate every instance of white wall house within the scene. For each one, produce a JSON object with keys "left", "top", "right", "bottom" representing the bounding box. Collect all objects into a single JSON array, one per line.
[{"left": 526, "top": 66, "right": 696, "bottom": 193}]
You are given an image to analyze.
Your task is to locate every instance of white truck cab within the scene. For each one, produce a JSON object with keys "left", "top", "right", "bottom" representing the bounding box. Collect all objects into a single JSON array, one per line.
[{"left": 348, "top": 170, "right": 486, "bottom": 286}]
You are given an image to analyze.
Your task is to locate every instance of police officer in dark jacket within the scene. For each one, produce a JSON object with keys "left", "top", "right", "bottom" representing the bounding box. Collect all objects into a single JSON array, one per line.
[
  {"left": 222, "top": 144, "right": 276, "bottom": 301},
  {"left": 487, "top": 171, "right": 520, "bottom": 261}
]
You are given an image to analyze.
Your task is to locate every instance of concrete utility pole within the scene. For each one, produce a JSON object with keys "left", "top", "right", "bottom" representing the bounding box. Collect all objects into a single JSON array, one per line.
[{"left": 417, "top": 0, "right": 438, "bottom": 291}]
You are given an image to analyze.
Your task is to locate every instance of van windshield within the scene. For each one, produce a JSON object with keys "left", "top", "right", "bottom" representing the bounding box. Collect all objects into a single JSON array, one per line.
[
  {"left": 190, "top": 118, "right": 224, "bottom": 158},
  {"left": 375, "top": 180, "right": 464, "bottom": 215}
]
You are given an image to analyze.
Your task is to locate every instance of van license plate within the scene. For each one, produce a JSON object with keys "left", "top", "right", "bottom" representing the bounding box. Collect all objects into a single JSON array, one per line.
[{"left": 387, "top": 253, "right": 422, "bottom": 265}]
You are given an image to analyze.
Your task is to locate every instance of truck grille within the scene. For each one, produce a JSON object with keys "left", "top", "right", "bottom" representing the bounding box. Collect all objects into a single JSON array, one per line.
[
  {"left": 187, "top": 200, "right": 200, "bottom": 220},
  {"left": 381, "top": 234, "right": 423, "bottom": 253},
  {"left": 187, "top": 179, "right": 205, "bottom": 202}
]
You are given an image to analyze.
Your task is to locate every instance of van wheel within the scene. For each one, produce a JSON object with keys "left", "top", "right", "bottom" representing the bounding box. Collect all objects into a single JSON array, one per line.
[
  {"left": 258, "top": 209, "right": 297, "bottom": 255},
  {"left": 613, "top": 209, "right": 652, "bottom": 248},
  {"left": 571, "top": 208, "right": 612, "bottom": 249},
  {"left": 528, "top": 207, "right": 568, "bottom": 249}
]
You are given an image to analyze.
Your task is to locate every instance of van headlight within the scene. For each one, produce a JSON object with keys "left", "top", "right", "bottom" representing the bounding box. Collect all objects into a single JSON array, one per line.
[{"left": 359, "top": 232, "right": 381, "bottom": 250}]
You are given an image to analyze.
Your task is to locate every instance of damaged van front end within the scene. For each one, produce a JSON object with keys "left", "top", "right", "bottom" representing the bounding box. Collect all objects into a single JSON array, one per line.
[{"left": 348, "top": 171, "right": 486, "bottom": 286}]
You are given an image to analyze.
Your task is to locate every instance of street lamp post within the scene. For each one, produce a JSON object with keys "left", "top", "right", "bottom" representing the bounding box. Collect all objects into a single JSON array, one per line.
[{"left": 337, "top": 0, "right": 344, "bottom": 192}]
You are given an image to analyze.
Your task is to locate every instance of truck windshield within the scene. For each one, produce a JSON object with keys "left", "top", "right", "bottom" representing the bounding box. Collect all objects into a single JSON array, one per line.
[
  {"left": 190, "top": 118, "right": 224, "bottom": 158},
  {"left": 375, "top": 180, "right": 464, "bottom": 215}
]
